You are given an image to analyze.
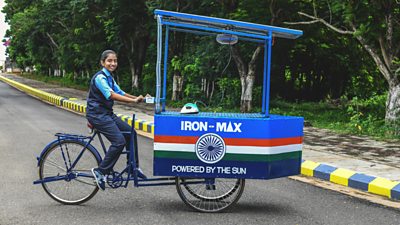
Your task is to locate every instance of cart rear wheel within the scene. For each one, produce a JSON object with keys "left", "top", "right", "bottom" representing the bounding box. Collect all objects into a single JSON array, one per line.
[{"left": 175, "top": 177, "right": 245, "bottom": 212}]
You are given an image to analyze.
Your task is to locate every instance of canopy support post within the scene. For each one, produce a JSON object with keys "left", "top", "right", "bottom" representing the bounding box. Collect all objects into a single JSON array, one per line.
[
  {"left": 265, "top": 31, "right": 273, "bottom": 117},
  {"left": 162, "top": 26, "right": 170, "bottom": 112},
  {"left": 155, "top": 15, "right": 162, "bottom": 114}
]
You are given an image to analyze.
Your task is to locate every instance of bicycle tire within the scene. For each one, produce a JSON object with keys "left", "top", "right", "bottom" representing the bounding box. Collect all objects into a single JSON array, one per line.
[
  {"left": 39, "top": 139, "right": 100, "bottom": 205},
  {"left": 175, "top": 177, "right": 245, "bottom": 212}
]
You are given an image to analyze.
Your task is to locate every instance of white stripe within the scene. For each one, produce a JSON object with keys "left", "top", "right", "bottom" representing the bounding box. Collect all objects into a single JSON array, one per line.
[{"left": 154, "top": 143, "right": 302, "bottom": 155}]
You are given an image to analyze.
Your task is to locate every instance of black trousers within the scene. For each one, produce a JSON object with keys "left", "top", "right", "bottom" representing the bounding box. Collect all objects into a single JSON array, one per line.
[{"left": 87, "top": 114, "right": 138, "bottom": 174}]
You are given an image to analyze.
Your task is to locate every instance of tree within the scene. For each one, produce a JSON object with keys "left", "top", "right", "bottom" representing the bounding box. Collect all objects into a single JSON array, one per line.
[
  {"left": 286, "top": 0, "right": 400, "bottom": 124},
  {"left": 3, "top": 1, "right": 53, "bottom": 72},
  {"left": 3, "top": 0, "right": 108, "bottom": 77},
  {"left": 221, "top": 0, "right": 284, "bottom": 112},
  {"left": 99, "top": 0, "right": 152, "bottom": 91}
]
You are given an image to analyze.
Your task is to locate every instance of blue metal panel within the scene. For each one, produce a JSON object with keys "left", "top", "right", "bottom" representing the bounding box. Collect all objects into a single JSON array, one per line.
[{"left": 154, "top": 158, "right": 301, "bottom": 179}]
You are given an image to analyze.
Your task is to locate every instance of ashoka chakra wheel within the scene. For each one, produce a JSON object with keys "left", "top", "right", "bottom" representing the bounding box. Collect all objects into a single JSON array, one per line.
[{"left": 195, "top": 133, "right": 226, "bottom": 164}]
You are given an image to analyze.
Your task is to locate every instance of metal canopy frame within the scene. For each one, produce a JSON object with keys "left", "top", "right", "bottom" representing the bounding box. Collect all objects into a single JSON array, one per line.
[{"left": 154, "top": 9, "right": 302, "bottom": 116}]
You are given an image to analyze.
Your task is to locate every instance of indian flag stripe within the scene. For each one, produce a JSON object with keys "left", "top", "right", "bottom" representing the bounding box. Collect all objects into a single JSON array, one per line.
[
  {"left": 154, "top": 135, "right": 302, "bottom": 146},
  {"left": 154, "top": 150, "right": 301, "bottom": 162},
  {"left": 154, "top": 143, "right": 302, "bottom": 155}
]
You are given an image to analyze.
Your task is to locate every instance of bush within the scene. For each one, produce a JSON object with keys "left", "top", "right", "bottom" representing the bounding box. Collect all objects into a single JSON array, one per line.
[
  {"left": 213, "top": 77, "right": 241, "bottom": 108},
  {"left": 346, "top": 94, "right": 386, "bottom": 134}
]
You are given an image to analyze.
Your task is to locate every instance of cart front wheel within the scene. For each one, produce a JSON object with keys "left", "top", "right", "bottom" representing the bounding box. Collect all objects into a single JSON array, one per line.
[{"left": 175, "top": 177, "right": 245, "bottom": 212}]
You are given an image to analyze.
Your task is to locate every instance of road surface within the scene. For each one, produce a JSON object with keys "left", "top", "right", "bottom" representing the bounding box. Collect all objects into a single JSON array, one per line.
[{"left": 0, "top": 81, "right": 399, "bottom": 225}]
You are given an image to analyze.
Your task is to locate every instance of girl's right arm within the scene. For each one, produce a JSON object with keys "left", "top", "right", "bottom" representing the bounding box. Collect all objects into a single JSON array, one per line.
[{"left": 110, "top": 92, "right": 143, "bottom": 103}]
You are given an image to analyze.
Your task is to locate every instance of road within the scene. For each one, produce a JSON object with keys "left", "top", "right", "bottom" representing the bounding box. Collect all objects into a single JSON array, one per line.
[{"left": 0, "top": 81, "right": 399, "bottom": 225}]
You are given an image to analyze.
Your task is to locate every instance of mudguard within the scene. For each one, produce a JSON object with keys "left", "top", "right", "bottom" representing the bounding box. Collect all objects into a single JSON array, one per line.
[{"left": 36, "top": 139, "right": 102, "bottom": 167}]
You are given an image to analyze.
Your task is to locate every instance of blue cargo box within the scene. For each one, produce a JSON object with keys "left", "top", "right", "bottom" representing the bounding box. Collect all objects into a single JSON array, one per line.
[{"left": 153, "top": 112, "right": 303, "bottom": 179}]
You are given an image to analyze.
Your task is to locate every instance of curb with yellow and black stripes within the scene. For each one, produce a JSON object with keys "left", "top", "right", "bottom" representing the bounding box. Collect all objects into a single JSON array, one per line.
[
  {"left": 302, "top": 160, "right": 400, "bottom": 201},
  {"left": 1, "top": 74, "right": 399, "bottom": 201}
]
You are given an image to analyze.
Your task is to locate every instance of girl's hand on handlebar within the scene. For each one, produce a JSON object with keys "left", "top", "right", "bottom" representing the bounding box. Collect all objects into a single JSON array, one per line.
[{"left": 136, "top": 95, "right": 144, "bottom": 103}]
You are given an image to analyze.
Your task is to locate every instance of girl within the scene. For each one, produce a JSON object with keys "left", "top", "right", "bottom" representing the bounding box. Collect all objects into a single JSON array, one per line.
[{"left": 87, "top": 50, "right": 147, "bottom": 190}]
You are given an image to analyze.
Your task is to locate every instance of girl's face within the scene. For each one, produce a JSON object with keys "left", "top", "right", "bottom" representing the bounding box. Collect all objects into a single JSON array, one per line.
[{"left": 101, "top": 53, "right": 118, "bottom": 72}]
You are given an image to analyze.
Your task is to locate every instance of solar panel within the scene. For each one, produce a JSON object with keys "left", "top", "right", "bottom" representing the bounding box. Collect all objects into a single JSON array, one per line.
[
  {"left": 155, "top": 10, "right": 303, "bottom": 40},
  {"left": 160, "top": 111, "right": 267, "bottom": 119}
]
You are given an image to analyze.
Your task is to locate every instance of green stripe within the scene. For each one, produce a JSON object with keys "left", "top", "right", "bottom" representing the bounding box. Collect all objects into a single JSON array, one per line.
[{"left": 154, "top": 150, "right": 302, "bottom": 162}]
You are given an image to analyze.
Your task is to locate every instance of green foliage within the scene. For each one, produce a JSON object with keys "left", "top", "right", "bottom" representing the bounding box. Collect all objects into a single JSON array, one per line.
[
  {"left": 345, "top": 95, "right": 388, "bottom": 134},
  {"left": 4, "top": 0, "right": 390, "bottom": 103},
  {"left": 214, "top": 77, "right": 241, "bottom": 108},
  {"left": 270, "top": 95, "right": 399, "bottom": 140}
]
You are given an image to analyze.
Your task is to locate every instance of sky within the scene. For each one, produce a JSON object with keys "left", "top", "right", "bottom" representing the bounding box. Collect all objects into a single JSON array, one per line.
[{"left": 0, "top": 0, "right": 9, "bottom": 61}]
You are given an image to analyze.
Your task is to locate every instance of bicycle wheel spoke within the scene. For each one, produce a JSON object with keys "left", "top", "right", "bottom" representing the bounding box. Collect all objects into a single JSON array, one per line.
[
  {"left": 43, "top": 158, "right": 67, "bottom": 172},
  {"left": 74, "top": 178, "right": 97, "bottom": 186}
]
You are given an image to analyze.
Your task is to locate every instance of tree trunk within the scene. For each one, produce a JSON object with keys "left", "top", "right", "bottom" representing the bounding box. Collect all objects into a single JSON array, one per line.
[
  {"left": 201, "top": 78, "right": 212, "bottom": 99},
  {"left": 232, "top": 46, "right": 262, "bottom": 112},
  {"left": 123, "top": 32, "right": 149, "bottom": 91},
  {"left": 206, "top": 79, "right": 210, "bottom": 99},
  {"left": 129, "top": 61, "right": 139, "bottom": 90},
  {"left": 240, "top": 75, "right": 255, "bottom": 112},
  {"left": 172, "top": 71, "right": 183, "bottom": 101},
  {"left": 232, "top": 46, "right": 248, "bottom": 111},
  {"left": 209, "top": 81, "right": 215, "bottom": 101},
  {"left": 386, "top": 84, "right": 400, "bottom": 125}
]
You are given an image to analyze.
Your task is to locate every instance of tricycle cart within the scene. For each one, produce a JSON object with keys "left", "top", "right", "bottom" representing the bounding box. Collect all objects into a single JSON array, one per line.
[{"left": 34, "top": 10, "right": 303, "bottom": 213}]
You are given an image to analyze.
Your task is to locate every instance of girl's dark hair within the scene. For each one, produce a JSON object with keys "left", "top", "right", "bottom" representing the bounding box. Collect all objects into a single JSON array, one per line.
[{"left": 100, "top": 50, "right": 117, "bottom": 62}]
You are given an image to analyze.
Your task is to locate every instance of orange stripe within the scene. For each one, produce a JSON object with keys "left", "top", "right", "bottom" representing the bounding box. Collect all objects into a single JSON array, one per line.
[
  {"left": 154, "top": 135, "right": 302, "bottom": 146},
  {"left": 155, "top": 135, "right": 197, "bottom": 143}
]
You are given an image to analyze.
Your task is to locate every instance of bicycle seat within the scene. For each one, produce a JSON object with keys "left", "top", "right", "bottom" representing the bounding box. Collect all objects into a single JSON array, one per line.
[
  {"left": 87, "top": 122, "right": 96, "bottom": 134},
  {"left": 87, "top": 122, "right": 94, "bottom": 129}
]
